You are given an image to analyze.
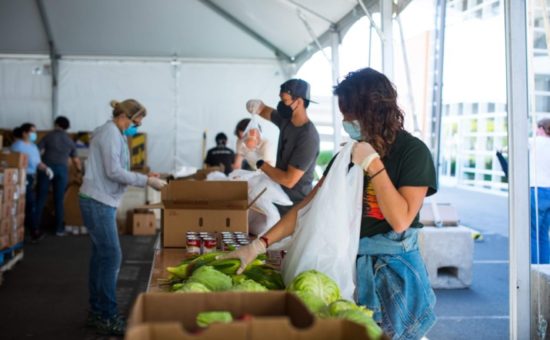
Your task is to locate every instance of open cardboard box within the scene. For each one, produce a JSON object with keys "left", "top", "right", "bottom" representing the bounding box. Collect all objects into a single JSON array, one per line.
[
  {"left": 126, "top": 292, "right": 375, "bottom": 340},
  {"left": 145, "top": 180, "right": 250, "bottom": 248}
]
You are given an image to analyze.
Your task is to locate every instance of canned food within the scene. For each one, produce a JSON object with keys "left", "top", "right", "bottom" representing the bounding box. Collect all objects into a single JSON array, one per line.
[
  {"left": 203, "top": 238, "right": 217, "bottom": 253},
  {"left": 222, "top": 240, "right": 236, "bottom": 251},
  {"left": 186, "top": 237, "right": 201, "bottom": 254}
]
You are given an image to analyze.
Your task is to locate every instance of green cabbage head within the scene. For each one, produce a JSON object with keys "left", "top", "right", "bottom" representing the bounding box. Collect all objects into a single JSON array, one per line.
[
  {"left": 188, "top": 266, "right": 232, "bottom": 291},
  {"left": 231, "top": 279, "right": 268, "bottom": 292},
  {"left": 287, "top": 270, "right": 341, "bottom": 305},
  {"left": 293, "top": 290, "right": 328, "bottom": 316},
  {"left": 174, "top": 282, "right": 211, "bottom": 293},
  {"left": 196, "top": 311, "right": 233, "bottom": 328},
  {"left": 335, "top": 309, "right": 383, "bottom": 340}
]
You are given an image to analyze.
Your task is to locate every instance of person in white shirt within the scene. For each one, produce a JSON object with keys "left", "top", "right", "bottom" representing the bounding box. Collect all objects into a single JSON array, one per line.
[
  {"left": 530, "top": 118, "right": 550, "bottom": 264},
  {"left": 233, "top": 118, "right": 274, "bottom": 170}
]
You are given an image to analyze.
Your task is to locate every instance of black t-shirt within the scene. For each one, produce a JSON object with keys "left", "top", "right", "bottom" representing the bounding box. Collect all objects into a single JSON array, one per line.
[
  {"left": 324, "top": 130, "right": 437, "bottom": 238},
  {"left": 271, "top": 110, "right": 320, "bottom": 204},
  {"left": 205, "top": 146, "right": 235, "bottom": 175}
]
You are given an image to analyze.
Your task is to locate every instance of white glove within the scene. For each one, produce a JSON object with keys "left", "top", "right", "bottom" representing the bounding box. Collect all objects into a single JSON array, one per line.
[
  {"left": 45, "top": 167, "right": 54, "bottom": 180},
  {"left": 246, "top": 99, "right": 264, "bottom": 115},
  {"left": 217, "top": 238, "right": 266, "bottom": 274},
  {"left": 352, "top": 142, "right": 379, "bottom": 172},
  {"left": 244, "top": 150, "right": 260, "bottom": 165},
  {"left": 147, "top": 177, "right": 167, "bottom": 191}
]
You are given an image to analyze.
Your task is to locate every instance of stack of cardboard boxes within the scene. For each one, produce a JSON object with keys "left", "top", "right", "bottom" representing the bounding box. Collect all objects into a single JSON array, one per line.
[{"left": 0, "top": 152, "right": 28, "bottom": 249}]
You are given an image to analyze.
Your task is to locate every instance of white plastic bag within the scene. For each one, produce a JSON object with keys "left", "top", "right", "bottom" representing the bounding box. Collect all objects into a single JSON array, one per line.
[
  {"left": 282, "top": 142, "right": 363, "bottom": 300},
  {"left": 241, "top": 114, "right": 263, "bottom": 152},
  {"left": 228, "top": 169, "right": 292, "bottom": 236}
]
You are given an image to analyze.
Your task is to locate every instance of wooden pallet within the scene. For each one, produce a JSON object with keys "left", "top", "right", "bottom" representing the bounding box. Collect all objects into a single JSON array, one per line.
[{"left": 0, "top": 242, "right": 24, "bottom": 270}]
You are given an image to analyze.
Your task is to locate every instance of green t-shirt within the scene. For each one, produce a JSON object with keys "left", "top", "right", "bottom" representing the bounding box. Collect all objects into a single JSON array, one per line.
[{"left": 324, "top": 130, "right": 437, "bottom": 238}]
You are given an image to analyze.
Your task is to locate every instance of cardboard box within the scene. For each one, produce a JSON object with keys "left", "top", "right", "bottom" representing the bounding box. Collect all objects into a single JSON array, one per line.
[
  {"left": 2, "top": 193, "right": 15, "bottom": 215},
  {"left": 17, "top": 168, "right": 26, "bottom": 187},
  {"left": 64, "top": 184, "right": 84, "bottom": 226},
  {"left": 156, "top": 180, "right": 248, "bottom": 248},
  {"left": 9, "top": 227, "right": 24, "bottom": 246},
  {"left": 16, "top": 197, "right": 25, "bottom": 215},
  {"left": 126, "top": 292, "right": 376, "bottom": 340},
  {"left": 16, "top": 213, "right": 25, "bottom": 229},
  {"left": 0, "top": 153, "right": 28, "bottom": 170},
  {"left": 1, "top": 168, "right": 19, "bottom": 187},
  {"left": 0, "top": 235, "right": 9, "bottom": 249},
  {"left": 0, "top": 219, "right": 9, "bottom": 236},
  {"left": 130, "top": 209, "right": 157, "bottom": 235},
  {"left": 117, "top": 186, "right": 147, "bottom": 233}
]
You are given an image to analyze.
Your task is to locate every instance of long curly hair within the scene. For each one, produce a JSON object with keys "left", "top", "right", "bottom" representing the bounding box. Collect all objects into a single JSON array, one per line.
[{"left": 333, "top": 67, "right": 404, "bottom": 158}]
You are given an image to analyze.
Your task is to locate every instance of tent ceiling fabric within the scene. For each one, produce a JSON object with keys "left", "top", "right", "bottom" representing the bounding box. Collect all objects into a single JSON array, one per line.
[
  {"left": 0, "top": 0, "right": 49, "bottom": 54},
  {"left": 0, "top": 0, "right": 397, "bottom": 61}
]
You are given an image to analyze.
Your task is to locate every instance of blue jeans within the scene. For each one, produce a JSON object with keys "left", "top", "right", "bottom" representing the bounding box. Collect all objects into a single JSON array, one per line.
[
  {"left": 79, "top": 196, "right": 122, "bottom": 319},
  {"left": 36, "top": 164, "right": 69, "bottom": 233},
  {"left": 531, "top": 187, "right": 550, "bottom": 264},
  {"left": 356, "top": 229, "right": 436, "bottom": 340},
  {"left": 24, "top": 175, "right": 38, "bottom": 237}
]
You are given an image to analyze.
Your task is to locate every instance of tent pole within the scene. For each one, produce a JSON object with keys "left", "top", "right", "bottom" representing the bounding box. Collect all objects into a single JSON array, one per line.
[
  {"left": 430, "top": 0, "right": 446, "bottom": 181},
  {"left": 504, "top": 0, "right": 531, "bottom": 338},
  {"left": 330, "top": 28, "right": 341, "bottom": 153},
  {"left": 35, "top": 0, "right": 58, "bottom": 122},
  {"left": 396, "top": 15, "right": 421, "bottom": 134},
  {"left": 380, "top": 0, "right": 393, "bottom": 80}
]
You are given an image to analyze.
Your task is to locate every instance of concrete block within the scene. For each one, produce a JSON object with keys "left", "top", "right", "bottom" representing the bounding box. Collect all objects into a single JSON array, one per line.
[
  {"left": 418, "top": 226, "right": 474, "bottom": 289},
  {"left": 531, "top": 265, "right": 550, "bottom": 340}
]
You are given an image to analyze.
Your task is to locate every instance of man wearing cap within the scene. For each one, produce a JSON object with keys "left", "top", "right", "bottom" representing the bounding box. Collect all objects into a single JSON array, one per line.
[
  {"left": 246, "top": 79, "right": 320, "bottom": 216},
  {"left": 204, "top": 132, "right": 236, "bottom": 175}
]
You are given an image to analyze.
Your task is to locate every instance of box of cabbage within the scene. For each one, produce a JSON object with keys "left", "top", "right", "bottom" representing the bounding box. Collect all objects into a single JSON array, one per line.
[{"left": 133, "top": 251, "right": 386, "bottom": 339}]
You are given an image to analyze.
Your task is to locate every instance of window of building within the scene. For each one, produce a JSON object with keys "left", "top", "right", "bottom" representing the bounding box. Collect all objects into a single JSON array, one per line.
[
  {"left": 535, "top": 74, "right": 550, "bottom": 91},
  {"left": 536, "top": 95, "right": 550, "bottom": 112}
]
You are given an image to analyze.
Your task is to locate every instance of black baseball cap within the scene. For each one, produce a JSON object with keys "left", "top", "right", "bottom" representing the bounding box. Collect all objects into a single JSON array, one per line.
[{"left": 280, "top": 79, "right": 317, "bottom": 104}]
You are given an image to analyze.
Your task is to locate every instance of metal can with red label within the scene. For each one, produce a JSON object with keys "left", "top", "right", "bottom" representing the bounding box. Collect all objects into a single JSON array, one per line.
[
  {"left": 203, "top": 237, "right": 217, "bottom": 253},
  {"left": 186, "top": 237, "right": 201, "bottom": 255}
]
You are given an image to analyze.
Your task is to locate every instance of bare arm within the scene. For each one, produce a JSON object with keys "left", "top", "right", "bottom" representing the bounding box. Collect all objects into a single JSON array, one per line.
[
  {"left": 260, "top": 163, "right": 304, "bottom": 189},
  {"left": 258, "top": 104, "right": 274, "bottom": 121},
  {"left": 367, "top": 158, "right": 428, "bottom": 233},
  {"left": 71, "top": 157, "right": 82, "bottom": 172},
  {"left": 233, "top": 154, "right": 244, "bottom": 169}
]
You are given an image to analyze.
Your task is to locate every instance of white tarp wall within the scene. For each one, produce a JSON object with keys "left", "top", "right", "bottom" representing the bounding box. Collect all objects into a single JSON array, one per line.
[
  {"left": 0, "top": 57, "right": 283, "bottom": 173},
  {"left": 0, "top": 58, "right": 52, "bottom": 129}
]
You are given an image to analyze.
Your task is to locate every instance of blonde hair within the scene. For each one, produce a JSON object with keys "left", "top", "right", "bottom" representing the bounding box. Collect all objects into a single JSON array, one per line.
[{"left": 110, "top": 99, "right": 147, "bottom": 119}]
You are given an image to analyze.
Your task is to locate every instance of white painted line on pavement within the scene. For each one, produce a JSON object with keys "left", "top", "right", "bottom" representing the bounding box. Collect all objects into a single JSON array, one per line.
[
  {"left": 437, "top": 315, "right": 509, "bottom": 321},
  {"left": 474, "top": 260, "right": 509, "bottom": 264}
]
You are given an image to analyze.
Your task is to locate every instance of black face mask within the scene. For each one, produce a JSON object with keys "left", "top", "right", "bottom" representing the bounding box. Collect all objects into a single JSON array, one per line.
[{"left": 277, "top": 100, "right": 294, "bottom": 119}]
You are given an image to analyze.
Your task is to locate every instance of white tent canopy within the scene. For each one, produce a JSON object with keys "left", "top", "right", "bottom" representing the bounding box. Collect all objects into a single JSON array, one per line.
[{"left": 0, "top": 0, "right": 413, "bottom": 172}]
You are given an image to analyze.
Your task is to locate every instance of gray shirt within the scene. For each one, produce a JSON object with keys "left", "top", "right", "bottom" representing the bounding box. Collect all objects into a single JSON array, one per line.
[
  {"left": 80, "top": 121, "right": 148, "bottom": 207},
  {"left": 271, "top": 110, "right": 320, "bottom": 205},
  {"left": 38, "top": 129, "right": 77, "bottom": 166}
]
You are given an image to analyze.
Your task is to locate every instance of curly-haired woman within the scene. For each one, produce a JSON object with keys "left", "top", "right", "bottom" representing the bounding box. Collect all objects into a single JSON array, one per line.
[{"left": 221, "top": 68, "right": 437, "bottom": 339}]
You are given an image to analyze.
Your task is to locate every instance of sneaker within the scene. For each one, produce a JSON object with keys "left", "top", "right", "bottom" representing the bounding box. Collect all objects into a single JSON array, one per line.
[
  {"left": 96, "top": 314, "right": 126, "bottom": 336},
  {"left": 30, "top": 232, "right": 46, "bottom": 244},
  {"left": 86, "top": 311, "right": 102, "bottom": 328}
]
